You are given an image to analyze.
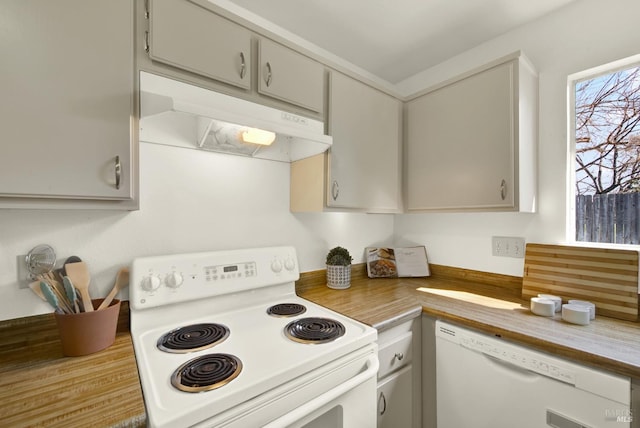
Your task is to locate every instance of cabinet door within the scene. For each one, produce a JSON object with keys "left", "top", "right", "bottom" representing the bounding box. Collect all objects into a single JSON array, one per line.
[
  {"left": 406, "top": 61, "right": 515, "bottom": 210},
  {"left": 378, "top": 365, "right": 413, "bottom": 428},
  {"left": 149, "top": 0, "right": 251, "bottom": 89},
  {"left": 0, "top": 0, "right": 133, "bottom": 200},
  {"left": 328, "top": 73, "right": 402, "bottom": 211},
  {"left": 258, "top": 39, "right": 324, "bottom": 113}
]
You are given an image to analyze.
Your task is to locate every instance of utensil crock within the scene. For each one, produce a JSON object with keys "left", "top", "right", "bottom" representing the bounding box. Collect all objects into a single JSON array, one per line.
[{"left": 53, "top": 299, "right": 120, "bottom": 356}]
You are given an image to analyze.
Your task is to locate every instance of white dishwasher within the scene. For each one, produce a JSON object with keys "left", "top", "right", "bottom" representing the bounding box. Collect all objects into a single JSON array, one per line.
[{"left": 435, "top": 320, "right": 633, "bottom": 428}]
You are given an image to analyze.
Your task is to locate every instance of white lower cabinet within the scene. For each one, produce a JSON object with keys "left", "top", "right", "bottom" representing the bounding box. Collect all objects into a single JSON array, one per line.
[
  {"left": 378, "top": 365, "right": 413, "bottom": 427},
  {"left": 376, "top": 317, "right": 421, "bottom": 428}
]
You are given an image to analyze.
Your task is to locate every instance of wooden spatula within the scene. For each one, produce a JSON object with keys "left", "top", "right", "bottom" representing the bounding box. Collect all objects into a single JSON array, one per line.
[
  {"left": 65, "top": 261, "right": 93, "bottom": 312},
  {"left": 98, "top": 267, "right": 129, "bottom": 310}
]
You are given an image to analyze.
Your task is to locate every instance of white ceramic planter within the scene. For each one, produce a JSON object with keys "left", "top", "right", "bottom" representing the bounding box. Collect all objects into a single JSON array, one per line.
[{"left": 326, "top": 264, "right": 351, "bottom": 289}]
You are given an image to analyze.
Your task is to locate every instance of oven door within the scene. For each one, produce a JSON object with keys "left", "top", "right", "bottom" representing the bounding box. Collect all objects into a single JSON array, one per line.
[
  {"left": 194, "top": 345, "right": 378, "bottom": 428},
  {"left": 265, "top": 354, "right": 379, "bottom": 428}
]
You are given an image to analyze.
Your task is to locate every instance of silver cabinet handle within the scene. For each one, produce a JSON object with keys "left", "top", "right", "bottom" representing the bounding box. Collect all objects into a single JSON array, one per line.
[
  {"left": 265, "top": 61, "right": 272, "bottom": 87},
  {"left": 378, "top": 391, "right": 387, "bottom": 415},
  {"left": 115, "top": 156, "right": 121, "bottom": 190},
  {"left": 239, "top": 52, "right": 246, "bottom": 79},
  {"left": 144, "top": 31, "right": 149, "bottom": 53},
  {"left": 500, "top": 179, "right": 507, "bottom": 200},
  {"left": 331, "top": 180, "right": 339, "bottom": 201},
  {"left": 394, "top": 352, "right": 404, "bottom": 361}
]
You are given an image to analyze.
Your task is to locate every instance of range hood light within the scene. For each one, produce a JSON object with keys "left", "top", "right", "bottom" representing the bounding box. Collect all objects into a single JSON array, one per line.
[{"left": 241, "top": 128, "right": 276, "bottom": 146}]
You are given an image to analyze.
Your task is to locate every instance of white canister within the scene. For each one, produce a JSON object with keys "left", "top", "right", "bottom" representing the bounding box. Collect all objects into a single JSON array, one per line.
[
  {"left": 562, "top": 304, "right": 591, "bottom": 325},
  {"left": 530, "top": 297, "right": 556, "bottom": 317},
  {"left": 567, "top": 300, "right": 596, "bottom": 320},
  {"left": 538, "top": 294, "right": 562, "bottom": 312}
]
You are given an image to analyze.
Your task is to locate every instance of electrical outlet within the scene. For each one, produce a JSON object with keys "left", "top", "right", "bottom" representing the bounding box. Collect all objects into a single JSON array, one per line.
[
  {"left": 510, "top": 237, "right": 525, "bottom": 258},
  {"left": 492, "top": 236, "right": 525, "bottom": 258}
]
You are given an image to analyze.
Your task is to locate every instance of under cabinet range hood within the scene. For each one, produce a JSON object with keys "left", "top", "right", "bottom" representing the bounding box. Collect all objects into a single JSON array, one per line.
[{"left": 139, "top": 71, "right": 332, "bottom": 162}]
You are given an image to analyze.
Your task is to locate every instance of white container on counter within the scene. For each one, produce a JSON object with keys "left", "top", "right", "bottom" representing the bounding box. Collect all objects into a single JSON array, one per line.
[
  {"left": 530, "top": 297, "right": 556, "bottom": 317},
  {"left": 568, "top": 300, "right": 596, "bottom": 320},
  {"left": 562, "top": 304, "right": 591, "bottom": 325},
  {"left": 538, "top": 294, "right": 562, "bottom": 312}
]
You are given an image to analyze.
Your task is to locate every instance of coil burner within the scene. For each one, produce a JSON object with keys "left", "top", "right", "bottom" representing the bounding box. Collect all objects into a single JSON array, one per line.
[
  {"left": 284, "top": 317, "right": 346, "bottom": 344},
  {"left": 157, "top": 323, "right": 230, "bottom": 353},
  {"left": 267, "top": 303, "right": 307, "bottom": 317},
  {"left": 171, "top": 353, "right": 242, "bottom": 392}
]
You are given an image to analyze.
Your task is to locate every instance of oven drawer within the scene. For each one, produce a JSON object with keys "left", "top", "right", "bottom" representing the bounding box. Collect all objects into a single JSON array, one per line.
[{"left": 378, "top": 331, "right": 412, "bottom": 379}]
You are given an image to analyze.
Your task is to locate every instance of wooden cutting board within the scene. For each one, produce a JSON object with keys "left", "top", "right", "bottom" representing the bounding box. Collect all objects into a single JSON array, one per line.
[{"left": 522, "top": 243, "right": 639, "bottom": 321}]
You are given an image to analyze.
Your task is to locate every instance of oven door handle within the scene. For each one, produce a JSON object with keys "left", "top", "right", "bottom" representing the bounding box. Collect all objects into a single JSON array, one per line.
[{"left": 262, "top": 354, "right": 379, "bottom": 428}]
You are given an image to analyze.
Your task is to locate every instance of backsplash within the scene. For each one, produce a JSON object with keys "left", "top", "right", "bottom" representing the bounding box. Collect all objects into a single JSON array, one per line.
[{"left": 0, "top": 142, "right": 394, "bottom": 321}]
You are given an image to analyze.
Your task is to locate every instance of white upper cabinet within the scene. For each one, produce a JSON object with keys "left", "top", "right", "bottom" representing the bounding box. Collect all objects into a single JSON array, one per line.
[
  {"left": 0, "top": 0, "right": 136, "bottom": 208},
  {"left": 290, "top": 72, "right": 402, "bottom": 212},
  {"left": 328, "top": 73, "right": 402, "bottom": 210},
  {"left": 146, "top": 1, "right": 324, "bottom": 114},
  {"left": 258, "top": 39, "right": 325, "bottom": 113},
  {"left": 148, "top": 0, "right": 251, "bottom": 90},
  {"left": 405, "top": 52, "right": 537, "bottom": 212}
]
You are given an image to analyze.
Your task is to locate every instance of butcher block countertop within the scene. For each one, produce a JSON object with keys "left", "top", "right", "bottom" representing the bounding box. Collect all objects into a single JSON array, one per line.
[
  {"left": 297, "top": 264, "right": 640, "bottom": 379},
  {"left": 0, "top": 302, "right": 145, "bottom": 428}
]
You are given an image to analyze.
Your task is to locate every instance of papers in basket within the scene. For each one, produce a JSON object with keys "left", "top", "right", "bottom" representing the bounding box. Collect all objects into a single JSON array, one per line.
[{"left": 366, "top": 246, "right": 430, "bottom": 278}]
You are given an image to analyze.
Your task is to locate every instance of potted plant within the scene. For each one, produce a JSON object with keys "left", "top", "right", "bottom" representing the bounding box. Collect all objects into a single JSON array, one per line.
[{"left": 326, "top": 246, "right": 353, "bottom": 289}]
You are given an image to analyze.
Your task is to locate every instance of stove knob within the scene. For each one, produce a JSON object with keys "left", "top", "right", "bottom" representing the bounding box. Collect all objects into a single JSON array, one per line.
[
  {"left": 165, "top": 272, "right": 184, "bottom": 288},
  {"left": 141, "top": 275, "right": 161, "bottom": 292},
  {"left": 271, "top": 259, "right": 283, "bottom": 273},
  {"left": 284, "top": 258, "right": 296, "bottom": 271}
]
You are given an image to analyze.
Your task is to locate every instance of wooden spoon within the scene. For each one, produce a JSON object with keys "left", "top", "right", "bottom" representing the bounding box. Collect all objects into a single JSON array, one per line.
[
  {"left": 97, "top": 267, "right": 129, "bottom": 310},
  {"left": 65, "top": 261, "right": 93, "bottom": 312}
]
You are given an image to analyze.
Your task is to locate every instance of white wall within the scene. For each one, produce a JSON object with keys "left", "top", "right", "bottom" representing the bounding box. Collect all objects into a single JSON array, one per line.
[
  {"left": 0, "top": 142, "right": 394, "bottom": 320},
  {"left": 394, "top": 0, "right": 640, "bottom": 276}
]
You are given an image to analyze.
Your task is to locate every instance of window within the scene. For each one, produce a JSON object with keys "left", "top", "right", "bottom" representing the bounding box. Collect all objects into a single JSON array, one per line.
[{"left": 570, "top": 60, "right": 640, "bottom": 244}]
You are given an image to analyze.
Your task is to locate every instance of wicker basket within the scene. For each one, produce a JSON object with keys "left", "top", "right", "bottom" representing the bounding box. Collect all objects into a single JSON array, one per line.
[{"left": 326, "top": 264, "right": 351, "bottom": 289}]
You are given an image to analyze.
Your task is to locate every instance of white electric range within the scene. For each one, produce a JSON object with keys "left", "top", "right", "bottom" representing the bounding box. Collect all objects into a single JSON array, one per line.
[{"left": 130, "top": 246, "right": 378, "bottom": 428}]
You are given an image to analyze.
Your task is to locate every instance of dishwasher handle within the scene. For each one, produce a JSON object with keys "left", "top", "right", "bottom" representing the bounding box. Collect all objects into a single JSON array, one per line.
[{"left": 483, "top": 353, "right": 540, "bottom": 380}]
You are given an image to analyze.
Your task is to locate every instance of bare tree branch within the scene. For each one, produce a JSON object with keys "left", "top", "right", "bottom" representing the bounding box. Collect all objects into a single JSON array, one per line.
[{"left": 575, "top": 66, "right": 640, "bottom": 195}]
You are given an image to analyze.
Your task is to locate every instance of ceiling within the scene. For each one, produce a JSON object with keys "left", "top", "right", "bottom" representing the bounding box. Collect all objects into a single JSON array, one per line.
[{"left": 225, "top": 0, "right": 578, "bottom": 84}]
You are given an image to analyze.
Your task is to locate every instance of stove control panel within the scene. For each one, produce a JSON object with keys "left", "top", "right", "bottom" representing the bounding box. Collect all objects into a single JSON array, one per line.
[{"left": 130, "top": 246, "right": 300, "bottom": 309}]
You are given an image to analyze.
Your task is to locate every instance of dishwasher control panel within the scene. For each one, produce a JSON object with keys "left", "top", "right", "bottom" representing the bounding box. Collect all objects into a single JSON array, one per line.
[
  {"left": 436, "top": 321, "right": 579, "bottom": 385},
  {"left": 456, "top": 331, "right": 576, "bottom": 385}
]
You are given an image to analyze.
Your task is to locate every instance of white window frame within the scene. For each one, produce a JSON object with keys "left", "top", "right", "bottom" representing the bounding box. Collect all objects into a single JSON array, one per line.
[{"left": 566, "top": 53, "right": 640, "bottom": 246}]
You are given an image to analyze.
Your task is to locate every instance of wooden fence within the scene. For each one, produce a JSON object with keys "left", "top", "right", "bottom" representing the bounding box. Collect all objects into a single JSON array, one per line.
[{"left": 576, "top": 193, "right": 640, "bottom": 244}]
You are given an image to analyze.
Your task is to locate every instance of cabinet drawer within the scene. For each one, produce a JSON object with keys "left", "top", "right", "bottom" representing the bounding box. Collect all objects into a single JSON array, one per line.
[{"left": 378, "top": 331, "right": 412, "bottom": 379}]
